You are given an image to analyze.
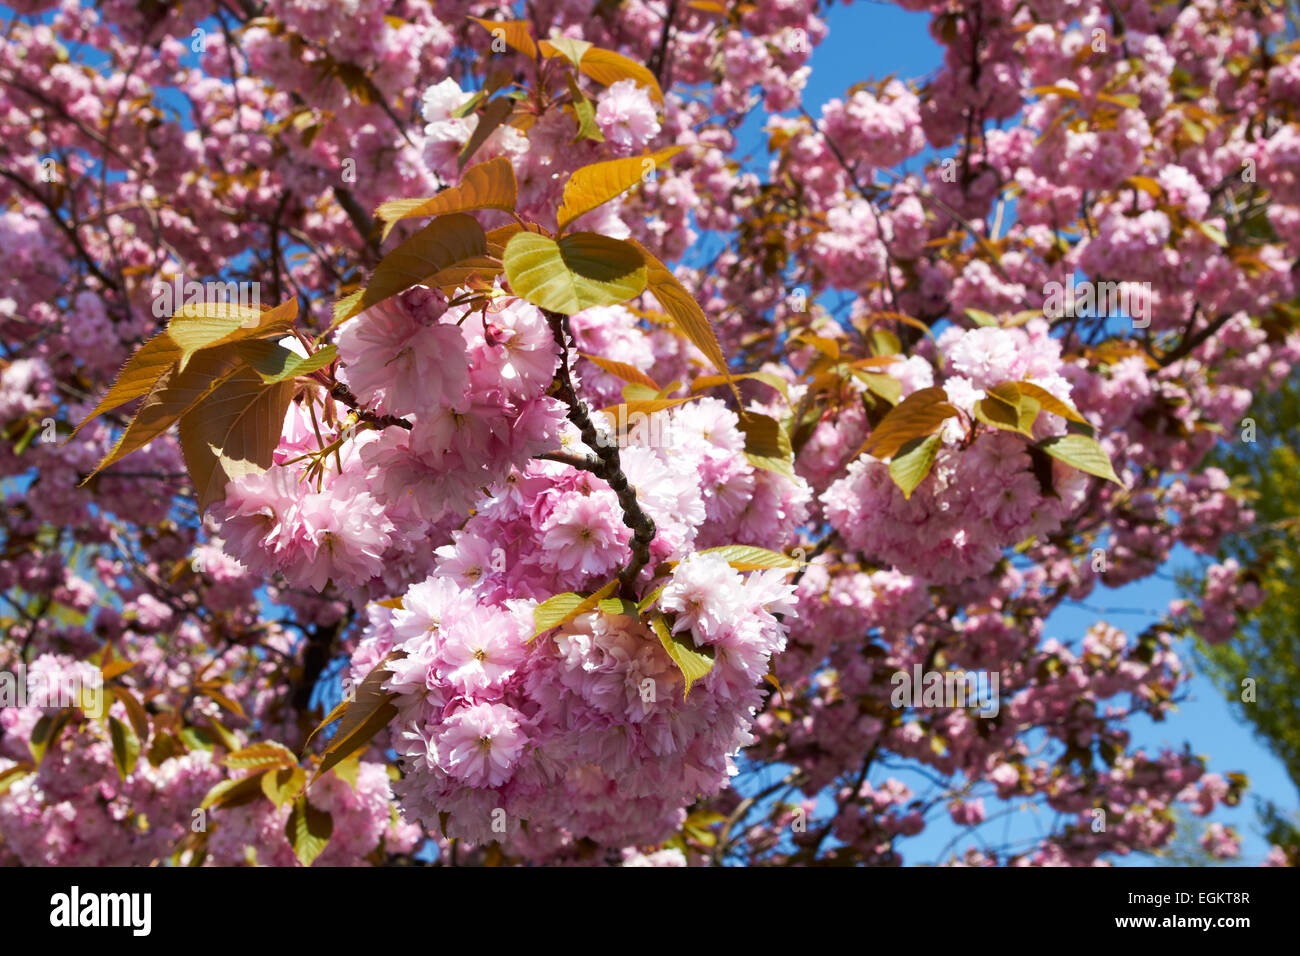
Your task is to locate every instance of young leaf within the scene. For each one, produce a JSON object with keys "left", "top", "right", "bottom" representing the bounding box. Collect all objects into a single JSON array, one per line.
[
  {"left": 458, "top": 96, "right": 515, "bottom": 170},
  {"left": 698, "top": 545, "right": 801, "bottom": 571},
  {"left": 223, "top": 741, "right": 298, "bottom": 771},
  {"left": 579, "top": 352, "right": 661, "bottom": 390},
  {"left": 888, "top": 433, "right": 943, "bottom": 499},
  {"left": 861, "top": 386, "right": 960, "bottom": 460},
  {"left": 67, "top": 331, "right": 181, "bottom": 441},
  {"left": 650, "top": 614, "right": 714, "bottom": 698},
  {"left": 538, "top": 36, "right": 593, "bottom": 67},
  {"left": 286, "top": 795, "right": 333, "bottom": 867},
  {"left": 1015, "top": 381, "right": 1089, "bottom": 424},
  {"left": 374, "top": 157, "right": 518, "bottom": 241},
  {"left": 168, "top": 297, "right": 298, "bottom": 373},
  {"left": 109, "top": 716, "right": 140, "bottom": 779},
  {"left": 200, "top": 772, "right": 269, "bottom": 811},
  {"left": 314, "top": 651, "right": 403, "bottom": 779},
  {"left": 573, "top": 47, "right": 665, "bottom": 105},
  {"left": 340, "top": 213, "right": 488, "bottom": 321},
  {"left": 531, "top": 592, "right": 586, "bottom": 638},
  {"left": 738, "top": 412, "right": 794, "bottom": 478},
  {"left": 624, "top": 238, "right": 734, "bottom": 392},
  {"left": 468, "top": 17, "right": 538, "bottom": 60},
  {"left": 502, "top": 232, "right": 647, "bottom": 314},
  {"left": 176, "top": 368, "right": 295, "bottom": 512},
  {"left": 80, "top": 346, "right": 247, "bottom": 484},
  {"left": 1037, "top": 434, "right": 1125, "bottom": 486},
  {"left": 261, "top": 766, "right": 307, "bottom": 808},
  {"left": 234, "top": 340, "right": 337, "bottom": 384},
  {"left": 556, "top": 147, "right": 683, "bottom": 232}
]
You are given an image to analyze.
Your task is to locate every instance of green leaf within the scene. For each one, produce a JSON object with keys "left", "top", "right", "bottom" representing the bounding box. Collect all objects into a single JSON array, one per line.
[
  {"left": 853, "top": 370, "right": 902, "bottom": 405},
  {"left": 650, "top": 614, "right": 714, "bottom": 698},
  {"left": 168, "top": 297, "right": 299, "bottom": 373},
  {"left": 503, "top": 231, "right": 647, "bottom": 314},
  {"left": 30, "top": 709, "right": 73, "bottom": 766},
  {"left": 1037, "top": 433, "right": 1124, "bottom": 485},
  {"left": 286, "top": 795, "right": 333, "bottom": 867},
  {"left": 531, "top": 580, "right": 619, "bottom": 640},
  {"left": 1015, "top": 381, "right": 1089, "bottom": 424},
  {"left": 0, "top": 763, "right": 32, "bottom": 797},
  {"left": 888, "top": 433, "right": 943, "bottom": 499},
  {"left": 1190, "top": 219, "right": 1228, "bottom": 248},
  {"left": 374, "top": 156, "right": 518, "bottom": 241},
  {"left": 566, "top": 74, "right": 605, "bottom": 144},
  {"left": 234, "top": 340, "right": 336, "bottom": 383},
  {"left": 261, "top": 766, "right": 306, "bottom": 808},
  {"left": 738, "top": 412, "right": 794, "bottom": 478},
  {"left": 699, "top": 545, "right": 801, "bottom": 571},
  {"left": 556, "top": 147, "right": 683, "bottom": 232},
  {"left": 109, "top": 716, "right": 140, "bottom": 779},
  {"left": 538, "top": 36, "right": 593, "bottom": 68},
  {"left": 341, "top": 213, "right": 488, "bottom": 321},
  {"left": 531, "top": 592, "right": 586, "bottom": 638},
  {"left": 200, "top": 771, "right": 268, "bottom": 811},
  {"left": 964, "top": 308, "right": 999, "bottom": 327}
]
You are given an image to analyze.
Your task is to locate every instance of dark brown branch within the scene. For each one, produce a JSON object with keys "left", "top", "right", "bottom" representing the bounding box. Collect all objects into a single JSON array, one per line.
[{"left": 329, "top": 381, "right": 413, "bottom": 430}]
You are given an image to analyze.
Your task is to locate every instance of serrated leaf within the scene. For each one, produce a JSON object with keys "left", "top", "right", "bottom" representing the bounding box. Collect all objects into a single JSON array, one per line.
[
  {"left": 168, "top": 297, "right": 298, "bottom": 373},
  {"left": 861, "top": 386, "right": 960, "bottom": 460},
  {"left": 572, "top": 47, "right": 665, "bottom": 105},
  {"left": 223, "top": 741, "right": 298, "bottom": 771},
  {"left": 691, "top": 371, "right": 788, "bottom": 399},
  {"left": 469, "top": 17, "right": 538, "bottom": 59},
  {"left": 888, "top": 433, "right": 942, "bottom": 499},
  {"left": 854, "top": 370, "right": 902, "bottom": 405},
  {"left": 556, "top": 147, "right": 682, "bottom": 232},
  {"left": 531, "top": 580, "right": 619, "bottom": 640},
  {"left": 67, "top": 331, "right": 182, "bottom": 441},
  {"left": 374, "top": 157, "right": 518, "bottom": 241},
  {"left": 341, "top": 213, "right": 488, "bottom": 321},
  {"left": 80, "top": 345, "right": 247, "bottom": 483},
  {"left": 286, "top": 795, "right": 333, "bottom": 867},
  {"left": 1038, "top": 433, "right": 1124, "bottom": 485},
  {"left": 1015, "top": 381, "right": 1088, "bottom": 424},
  {"left": 314, "top": 651, "right": 403, "bottom": 780},
  {"left": 503, "top": 231, "right": 646, "bottom": 314},
  {"left": 109, "top": 716, "right": 140, "bottom": 779},
  {"left": 233, "top": 340, "right": 336, "bottom": 384},
  {"left": 177, "top": 367, "right": 295, "bottom": 512},
  {"left": 699, "top": 545, "right": 801, "bottom": 571},
  {"left": 595, "top": 597, "right": 640, "bottom": 618},
  {"left": 458, "top": 96, "right": 515, "bottom": 170},
  {"left": 565, "top": 73, "right": 604, "bottom": 144},
  {"left": 579, "top": 352, "right": 660, "bottom": 390},
  {"left": 625, "top": 238, "right": 734, "bottom": 393},
  {"left": 650, "top": 614, "right": 714, "bottom": 698}
]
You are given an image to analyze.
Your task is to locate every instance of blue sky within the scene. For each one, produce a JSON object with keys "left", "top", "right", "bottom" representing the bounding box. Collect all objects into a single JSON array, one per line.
[{"left": 766, "top": 1, "right": 1295, "bottom": 865}]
